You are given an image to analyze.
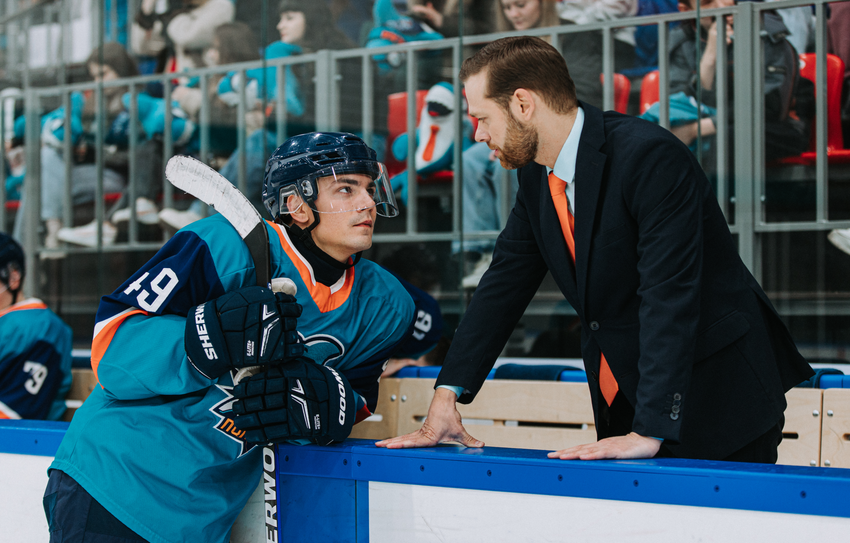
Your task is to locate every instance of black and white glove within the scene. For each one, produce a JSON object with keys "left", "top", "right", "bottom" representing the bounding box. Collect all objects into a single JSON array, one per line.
[
  {"left": 231, "top": 358, "right": 357, "bottom": 445},
  {"left": 184, "top": 286, "right": 304, "bottom": 380}
]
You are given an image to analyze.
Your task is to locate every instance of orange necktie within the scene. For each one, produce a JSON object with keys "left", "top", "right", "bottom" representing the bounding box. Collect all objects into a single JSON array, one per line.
[{"left": 548, "top": 172, "right": 619, "bottom": 406}]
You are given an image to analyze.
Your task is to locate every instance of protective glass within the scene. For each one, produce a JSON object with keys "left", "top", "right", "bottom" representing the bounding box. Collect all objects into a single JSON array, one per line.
[{"left": 278, "top": 162, "right": 399, "bottom": 218}]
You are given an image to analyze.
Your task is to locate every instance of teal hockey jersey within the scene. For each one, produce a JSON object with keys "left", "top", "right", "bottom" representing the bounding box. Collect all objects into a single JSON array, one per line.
[
  {"left": 0, "top": 299, "right": 72, "bottom": 421},
  {"left": 50, "top": 215, "right": 415, "bottom": 543}
]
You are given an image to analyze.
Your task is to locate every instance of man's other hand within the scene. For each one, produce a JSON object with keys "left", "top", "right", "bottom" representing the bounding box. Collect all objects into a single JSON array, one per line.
[
  {"left": 548, "top": 432, "right": 662, "bottom": 460},
  {"left": 375, "top": 388, "right": 484, "bottom": 449}
]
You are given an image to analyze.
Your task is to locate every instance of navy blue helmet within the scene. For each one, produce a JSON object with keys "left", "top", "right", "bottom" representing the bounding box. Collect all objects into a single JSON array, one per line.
[
  {"left": 0, "top": 233, "right": 24, "bottom": 288},
  {"left": 262, "top": 132, "right": 398, "bottom": 221}
]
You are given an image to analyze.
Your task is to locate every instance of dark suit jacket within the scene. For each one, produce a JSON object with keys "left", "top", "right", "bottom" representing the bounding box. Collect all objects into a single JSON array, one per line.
[{"left": 436, "top": 102, "right": 813, "bottom": 460}]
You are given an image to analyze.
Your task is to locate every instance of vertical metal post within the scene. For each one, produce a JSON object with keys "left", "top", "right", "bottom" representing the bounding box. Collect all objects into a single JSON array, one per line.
[
  {"left": 0, "top": 97, "right": 5, "bottom": 232},
  {"left": 602, "top": 27, "right": 614, "bottom": 112},
  {"left": 62, "top": 91, "right": 72, "bottom": 228},
  {"left": 657, "top": 21, "right": 670, "bottom": 130},
  {"left": 237, "top": 68, "right": 248, "bottom": 196},
  {"left": 23, "top": 90, "right": 41, "bottom": 297},
  {"left": 453, "top": 42, "right": 463, "bottom": 236},
  {"left": 128, "top": 85, "right": 139, "bottom": 243},
  {"left": 733, "top": 2, "right": 756, "bottom": 274},
  {"left": 361, "top": 54, "right": 373, "bottom": 148},
  {"left": 199, "top": 75, "right": 210, "bottom": 165},
  {"left": 329, "top": 55, "right": 341, "bottom": 132},
  {"left": 22, "top": 14, "right": 31, "bottom": 90},
  {"left": 405, "top": 48, "right": 418, "bottom": 235},
  {"left": 314, "top": 50, "right": 333, "bottom": 132},
  {"left": 715, "top": 18, "right": 728, "bottom": 218},
  {"left": 753, "top": 7, "right": 766, "bottom": 231},
  {"left": 814, "top": 2, "right": 828, "bottom": 223},
  {"left": 162, "top": 81, "right": 174, "bottom": 211},
  {"left": 276, "top": 63, "right": 288, "bottom": 146}
]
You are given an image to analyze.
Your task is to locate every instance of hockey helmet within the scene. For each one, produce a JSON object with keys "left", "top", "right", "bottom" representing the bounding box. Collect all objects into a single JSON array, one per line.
[
  {"left": 0, "top": 233, "right": 25, "bottom": 289},
  {"left": 262, "top": 132, "right": 398, "bottom": 221}
]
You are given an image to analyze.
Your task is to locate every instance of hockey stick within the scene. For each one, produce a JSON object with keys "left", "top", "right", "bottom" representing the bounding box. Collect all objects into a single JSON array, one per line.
[
  {"left": 165, "top": 155, "right": 290, "bottom": 540},
  {"left": 165, "top": 155, "right": 273, "bottom": 289}
]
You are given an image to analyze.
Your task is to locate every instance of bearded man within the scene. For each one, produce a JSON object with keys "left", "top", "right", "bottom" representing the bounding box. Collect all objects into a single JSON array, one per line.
[{"left": 377, "top": 36, "right": 813, "bottom": 463}]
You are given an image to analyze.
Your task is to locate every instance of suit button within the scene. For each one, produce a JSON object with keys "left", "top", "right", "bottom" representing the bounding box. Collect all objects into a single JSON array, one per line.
[
  {"left": 590, "top": 321, "right": 600, "bottom": 331},
  {"left": 673, "top": 393, "right": 682, "bottom": 401},
  {"left": 590, "top": 371, "right": 598, "bottom": 381},
  {"left": 670, "top": 413, "right": 679, "bottom": 421},
  {"left": 671, "top": 405, "right": 680, "bottom": 414}
]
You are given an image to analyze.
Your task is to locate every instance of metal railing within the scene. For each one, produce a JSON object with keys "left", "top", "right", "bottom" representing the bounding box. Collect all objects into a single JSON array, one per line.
[{"left": 3, "top": 0, "right": 846, "bottom": 320}]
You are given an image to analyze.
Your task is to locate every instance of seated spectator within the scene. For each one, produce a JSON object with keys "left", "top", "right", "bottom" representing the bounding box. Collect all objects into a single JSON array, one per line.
[
  {"left": 668, "top": 0, "right": 813, "bottom": 169},
  {"left": 51, "top": 45, "right": 197, "bottom": 248},
  {"left": 170, "top": 22, "right": 263, "bottom": 158},
  {"left": 0, "top": 233, "right": 72, "bottom": 421},
  {"left": 159, "top": 0, "right": 359, "bottom": 230},
  {"left": 494, "top": 0, "right": 559, "bottom": 32},
  {"left": 131, "top": 0, "right": 235, "bottom": 75},
  {"left": 629, "top": 0, "right": 679, "bottom": 79},
  {"left": 13, "top": 43, "right": 138, "bottom": 250},
  {"left": 557, "top": 0, "right": 638, "bottom": 109},
  {"left": 409, "top": 0, "right": 497, "bottom": 37}
]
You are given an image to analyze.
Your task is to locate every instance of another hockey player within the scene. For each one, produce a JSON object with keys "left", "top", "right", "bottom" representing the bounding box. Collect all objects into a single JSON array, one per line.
[
  {"left": 44, "top": 133, "right": 415, "bottom": 542},
  {"left": 0, "top": 233, "right": 73, "bottom": 420}
]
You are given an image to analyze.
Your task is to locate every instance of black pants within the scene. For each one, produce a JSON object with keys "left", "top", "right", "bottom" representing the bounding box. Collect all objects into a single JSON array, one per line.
[{"left": 43, "top": 470, "right": 147, "bottom": 543}]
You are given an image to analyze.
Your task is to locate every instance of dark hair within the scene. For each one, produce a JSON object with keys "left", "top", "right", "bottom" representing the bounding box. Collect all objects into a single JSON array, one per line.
[
  {"left": 86, "top": 42, "right": 139, "bottom": 78},
  {"left": 459, "top": 36, "right": 576, "bottom": 114},
  {"left": 214, "top": 22, "right": 261, "bottom": 65},
  {"left": 277, "top": 0, "right": 354, "bottom": 52}
]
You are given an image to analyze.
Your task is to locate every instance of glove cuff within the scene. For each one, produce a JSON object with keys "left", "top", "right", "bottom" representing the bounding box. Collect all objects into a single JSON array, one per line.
[
  {"left": 185, "top": 302, "right": 229, "bottom": 380},
  {"left": 319, "top": 365, "right": 357, "bottom": 445}
]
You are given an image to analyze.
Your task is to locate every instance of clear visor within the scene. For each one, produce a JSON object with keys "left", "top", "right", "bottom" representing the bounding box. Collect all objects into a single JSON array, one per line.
[{"left": 278, "top": 162, "right": 399, "bottom": 218}]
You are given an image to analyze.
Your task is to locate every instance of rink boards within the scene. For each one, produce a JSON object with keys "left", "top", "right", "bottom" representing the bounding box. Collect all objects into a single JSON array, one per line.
[{"left": 3, "top": 420, "right": 849, "bottom": 542}]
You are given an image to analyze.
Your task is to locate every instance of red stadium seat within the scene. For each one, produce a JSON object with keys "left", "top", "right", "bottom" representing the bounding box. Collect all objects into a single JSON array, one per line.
[
  {"left": 792, "top": 53, "right": 850, "bottom": 165},
  {"left": 640, "top": 70, "right": 660, "bottom": 114},
  {"left": 599, "top": 73, "right": 632, "bottom": 114}
]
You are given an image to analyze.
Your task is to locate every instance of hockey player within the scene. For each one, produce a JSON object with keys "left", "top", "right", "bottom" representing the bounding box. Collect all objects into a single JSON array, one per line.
[
  {"left": 44, "top": 132, "right": 415, "bottom": 542},
  {"left": 0, "top": 233, "right": 73, "bottom": 420}
]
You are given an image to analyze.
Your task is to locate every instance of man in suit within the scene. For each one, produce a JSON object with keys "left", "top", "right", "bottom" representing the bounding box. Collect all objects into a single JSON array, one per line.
[{"left": 377, "top": 36, "right": 813, "bottom": 461}]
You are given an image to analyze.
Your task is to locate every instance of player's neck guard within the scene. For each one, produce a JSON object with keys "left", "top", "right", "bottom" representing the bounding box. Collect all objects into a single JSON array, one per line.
[{"left": 285, "top": 223, "right": 362, "bottom": 286}]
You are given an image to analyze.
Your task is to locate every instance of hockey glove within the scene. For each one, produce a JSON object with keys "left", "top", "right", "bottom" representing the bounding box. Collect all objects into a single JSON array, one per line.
[
  {"left": 184, "top": 286, "right": 304, "bottom": 380},
  {"left": 231, "top": 358, "right": 356, "bottom": 445}
]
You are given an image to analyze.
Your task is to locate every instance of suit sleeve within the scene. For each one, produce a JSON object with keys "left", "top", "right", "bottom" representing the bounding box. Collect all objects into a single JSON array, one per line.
[
  {"left": 627, "top": 137, "right": 705, "bottom": 441},
  {"left": 92, "top": 229, "right": 234, "bottom": 400},
  {"left": 436, "top": 173, "right": 549, "bottom": 402}
]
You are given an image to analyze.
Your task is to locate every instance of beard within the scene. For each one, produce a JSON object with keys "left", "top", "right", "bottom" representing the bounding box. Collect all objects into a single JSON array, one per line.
[{"left": 495, "top": 111, "right": 539, "bottom": 170}]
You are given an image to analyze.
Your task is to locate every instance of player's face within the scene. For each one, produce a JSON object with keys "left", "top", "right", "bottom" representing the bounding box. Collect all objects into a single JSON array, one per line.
[
  {"left": 277, "top": 11, "right": 306, "bottom": 44},
  {"left": 466, "top": 71, "right": 539, "bottom": 170},
  {"left": 309, "top": 173, "right": 377, "bottom": 262}
]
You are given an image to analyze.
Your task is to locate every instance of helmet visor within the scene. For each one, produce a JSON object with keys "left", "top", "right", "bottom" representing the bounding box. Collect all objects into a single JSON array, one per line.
[{"left": 278, "top": 162, "right": 399, "bottom": 218}]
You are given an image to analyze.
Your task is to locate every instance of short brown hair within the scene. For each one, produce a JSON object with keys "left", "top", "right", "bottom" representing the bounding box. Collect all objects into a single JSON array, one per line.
[{"left": 459, "top": 36, "right": 577, "bottom": 115}]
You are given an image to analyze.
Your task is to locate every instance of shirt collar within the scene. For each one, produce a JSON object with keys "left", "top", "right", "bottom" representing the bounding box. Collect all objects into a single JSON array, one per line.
[{"left": 546, "top": 106, "right": 585, "bottom": 185}]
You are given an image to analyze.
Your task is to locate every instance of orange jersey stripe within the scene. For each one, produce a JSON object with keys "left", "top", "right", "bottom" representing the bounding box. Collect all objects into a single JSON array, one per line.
[
  {"left": 268, "top": 221, "right": 355, "bottom": 313},
  {"left": 91, "top": 308, "right": 148, "bottom": 383},
  {"left": 0, "top": 299, "right": 47, "bottom": 318}
]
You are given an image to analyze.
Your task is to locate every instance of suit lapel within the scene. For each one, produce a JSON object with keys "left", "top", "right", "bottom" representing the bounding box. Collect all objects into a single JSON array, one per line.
[{"left": 573, "top": 104, "right": 608, "bottom": 312}]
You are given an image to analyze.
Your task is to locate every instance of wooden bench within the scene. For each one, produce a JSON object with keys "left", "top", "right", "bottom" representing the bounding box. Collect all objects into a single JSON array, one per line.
[{"left": 352, "top": 378, "right": 838, "bottom": 468}]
